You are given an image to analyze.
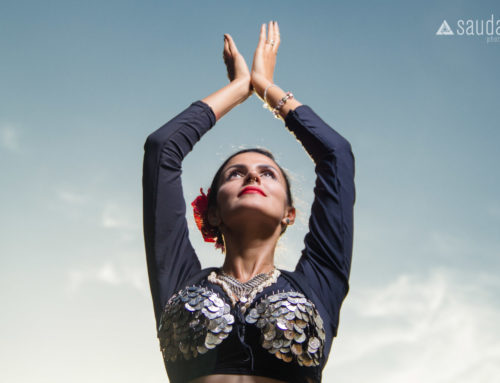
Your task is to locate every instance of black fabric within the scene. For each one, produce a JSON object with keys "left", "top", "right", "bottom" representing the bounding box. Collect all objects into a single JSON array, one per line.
[{"left": 142, "top": 101, "right": 356, "bottom": 382}]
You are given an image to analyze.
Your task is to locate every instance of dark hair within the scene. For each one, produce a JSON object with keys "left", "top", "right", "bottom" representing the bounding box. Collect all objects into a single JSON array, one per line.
[{"left": 206, "top": 148, "right": 293, "bottom": 249}]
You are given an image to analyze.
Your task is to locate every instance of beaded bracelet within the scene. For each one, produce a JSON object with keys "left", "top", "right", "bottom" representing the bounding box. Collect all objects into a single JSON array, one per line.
[{"left": 272, "top": 92, "right": 294, "bottom": 118}]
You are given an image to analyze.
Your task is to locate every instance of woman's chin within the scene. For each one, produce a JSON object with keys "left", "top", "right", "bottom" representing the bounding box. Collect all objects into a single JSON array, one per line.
[{"left": 222, "top": 205, "right": 281, "bottom": 229}]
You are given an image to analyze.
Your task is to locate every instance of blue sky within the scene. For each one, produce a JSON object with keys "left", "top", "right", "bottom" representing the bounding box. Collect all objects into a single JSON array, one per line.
[{"left": 1, "top": 1, "right": 499, "bottom": 382}]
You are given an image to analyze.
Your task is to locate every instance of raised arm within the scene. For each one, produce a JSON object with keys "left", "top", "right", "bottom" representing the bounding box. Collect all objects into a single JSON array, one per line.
[
  {"left": 286, "top": 107, "right": 355, "bottom": 337},
  {"left": 250, "top": 22, "right": 355, "bottom": 336},
  {"left": 143, "top": 34, "right": 252, "bottom": 326}
]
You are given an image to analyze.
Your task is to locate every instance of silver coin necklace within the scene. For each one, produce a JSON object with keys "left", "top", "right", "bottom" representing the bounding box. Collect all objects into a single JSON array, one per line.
[{"left": 208, "top": 267, "right": 281, "bottom": 312}]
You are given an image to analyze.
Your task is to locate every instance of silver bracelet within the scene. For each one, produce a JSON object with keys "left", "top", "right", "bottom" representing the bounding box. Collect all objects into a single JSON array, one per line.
[{"left": 262, "top": 83, "right": 278, "bottom": 110}]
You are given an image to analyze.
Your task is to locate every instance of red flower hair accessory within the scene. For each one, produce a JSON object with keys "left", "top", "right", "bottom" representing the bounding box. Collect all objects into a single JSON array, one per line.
[{"left": 191, "top": 188, "right": 223, "bottom": 250}]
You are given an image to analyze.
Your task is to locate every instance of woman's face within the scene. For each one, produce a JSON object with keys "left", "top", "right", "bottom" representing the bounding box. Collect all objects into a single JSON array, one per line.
[{"left": 213, "top": 152, "right": 293, "bottom": 230}]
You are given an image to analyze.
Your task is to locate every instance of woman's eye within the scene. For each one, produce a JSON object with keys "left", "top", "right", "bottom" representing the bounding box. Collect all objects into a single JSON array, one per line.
[
  {"left": 262, "top": 170, "right": 276, "bottom": 179},
  {"left": 228, "top": 170, "right": 243, "bottom": 179}
]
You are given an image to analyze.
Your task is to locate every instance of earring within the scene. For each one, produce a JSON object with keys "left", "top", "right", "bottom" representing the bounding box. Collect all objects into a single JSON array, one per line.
[{"left": 286, "top": 218, "right": 290, "bottom": 225}]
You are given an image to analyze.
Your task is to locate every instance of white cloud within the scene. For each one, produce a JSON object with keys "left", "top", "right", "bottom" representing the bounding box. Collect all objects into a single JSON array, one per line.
[
  {"left": 56, "top": 189, "right": 88, "bottom": 204},
  {"left": 325, "top": 269, "right": 500, "bottom": 383},
  {"left": 101, "top": 203, "right": 137, "bottom": 230},
  {"left": 100, "top": 202, "right": 141, "bottom": 242},
  {"left": 0, "top": 125, "right": 20, "bottom": 152},
  {"left": 67, "top": 261, "right": 148, "bottom": 294},
  {"left": 97, "top": 263, "right": 121, "bottom": 285}
]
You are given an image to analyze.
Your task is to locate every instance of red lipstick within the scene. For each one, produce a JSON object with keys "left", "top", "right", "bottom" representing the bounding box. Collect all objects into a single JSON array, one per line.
[{"left": 238, "top": 186, "right": 266, "bottom": 197}]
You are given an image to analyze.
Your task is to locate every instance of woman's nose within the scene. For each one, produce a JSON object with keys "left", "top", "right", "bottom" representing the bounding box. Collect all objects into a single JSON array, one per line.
[{"left": 244, "top": 171, "right": 260, "bottom": 184}]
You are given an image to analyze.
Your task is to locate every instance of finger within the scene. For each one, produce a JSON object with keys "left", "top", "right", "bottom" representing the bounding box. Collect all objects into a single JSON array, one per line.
[
  {"left": 225, "top": 33, "right": 239, "bottom": 55},
  {"left": 257, "top": 23, "right": 266, "bottom": 50},
  {"left": 223, "top": 35, "right": 231, "bottom": 59},
  {"left": 267, "top": 20, "right": 275, "bottom": 48},
  {"left": 274, "top": 21, "right": 281, "bottom": 49}
]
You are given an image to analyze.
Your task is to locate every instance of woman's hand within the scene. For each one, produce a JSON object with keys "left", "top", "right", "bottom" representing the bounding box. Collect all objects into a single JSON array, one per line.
[
  {"left": 251, "top": 21, "right": 281, "bottom": 100},
  {"left": 223, "top": 34, "right": 250, "bottom": 83},
  {"left": 201, "top": 34, "right": 252, "bottom": 121},
  {"left": 223, "top": 34, "right": 253, "bottom": 97},
  {"left": 250, "top": 21, "right": 301, "bottom": 119}
]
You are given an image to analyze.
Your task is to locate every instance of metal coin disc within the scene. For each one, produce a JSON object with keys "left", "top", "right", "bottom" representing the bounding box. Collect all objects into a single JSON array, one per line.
[
  {"left": 294, "top": 332, "right": 306, "bottom": 343},
  {"left": 256, "top": 318, "right": 267, "bottom": 328},
  {"left": 245, "top": 315, "right": 258, "bottom": 324},
  {"left": 223, "top": 314, "right": 234, "bottom": 325},
  {"left": 276, "top": 319, "right": 288, "bottom": 330},
  {"left": 262, "top": 339, "right": 273, "bottom": 349},
  {"left": 295, "top": 310, "right": 303, "bottom": 320},
  {"left": 263, "top": 326, "right": 276, "bottom": 341},
  {"left": 291, "top": 343, "right": 303, "bottom": 355},
  {"left": 207, "top": 304, "right": 220, "bottom": 313},
  {"left": 249, "top": 308, "right": 259, "bottom": 318},
  {"left": 282, "top": 353, "right": 293, "bottom": 363},
  {"left": 308, "top": 337, "right": 320, "bottom": 350}
]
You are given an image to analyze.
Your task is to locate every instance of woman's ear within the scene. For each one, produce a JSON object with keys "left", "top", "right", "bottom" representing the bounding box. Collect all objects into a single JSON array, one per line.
[{"left": 281, "top": 207, "right": 296, "bottom": 227}]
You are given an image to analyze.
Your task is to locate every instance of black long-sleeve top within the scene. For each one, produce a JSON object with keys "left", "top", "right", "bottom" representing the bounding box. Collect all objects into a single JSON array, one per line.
[{"left": 142, "top": 101, "right": 355, "bottom": 382}]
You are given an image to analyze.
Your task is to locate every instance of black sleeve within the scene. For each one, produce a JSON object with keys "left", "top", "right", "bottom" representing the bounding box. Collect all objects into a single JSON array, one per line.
[
  {"left": 142, "top": 101, "right": 216, "bottom": 326},
  {"left": 284, "top": 105, "right": 356, "bottom": 335}
]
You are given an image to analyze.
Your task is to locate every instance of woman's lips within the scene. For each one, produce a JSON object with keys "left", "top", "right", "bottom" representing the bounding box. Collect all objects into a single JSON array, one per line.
[{"left": 238, "top": 186, "right": 266, "bottom": 197}]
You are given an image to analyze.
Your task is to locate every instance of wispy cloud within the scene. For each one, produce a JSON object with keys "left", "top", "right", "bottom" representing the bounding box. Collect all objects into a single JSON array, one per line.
[
  {"left": 427, "top": 230, "right": 473, "bottom": 258},
  {"left": 53, "top": 191, "right": 139, "bottom": 241},
  {"left": 325, "top": 269, "right": 500, "bottom": 383},
  {"left": 101, "top": 203, "right": 137, "bottom": 230},
  {"left": 67, "top": 261, "right": 148, "bottom": 294},
  {"left": 100, "top": 202, "right": 141, "bottom": 242},
  {"left": 0, "top": 125, "right": 20, "bottom": 152},
  {"left": 56, "top": 189, "right": 88, "bottom": 204}
]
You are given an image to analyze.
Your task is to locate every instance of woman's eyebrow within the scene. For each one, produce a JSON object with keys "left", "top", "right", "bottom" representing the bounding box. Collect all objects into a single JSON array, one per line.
[
  {"left": 224, "top": 164, "right": 248, "bottom": 172},
  {"left": 224, "top": 164, "right": 279, "bottom": 172},
  {"left": 257, "top": 164, "right": 278, "bottom": 171}
]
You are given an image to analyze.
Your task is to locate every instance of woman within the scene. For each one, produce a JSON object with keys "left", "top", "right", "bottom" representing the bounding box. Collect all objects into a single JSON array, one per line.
[{"left": 142, "top": 22, "right": 355, "bottom": 383}]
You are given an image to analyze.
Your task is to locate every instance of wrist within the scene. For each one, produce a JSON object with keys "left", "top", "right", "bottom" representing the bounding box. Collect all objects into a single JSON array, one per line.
[
  {"left": 201, "top": 76, "right": 253, "bottom": 121},
  {"left": 230, "top": 77, "right": 253, "bottom": 103},
  {"left": 251, "top": 74, "right": 273, "bottom": 99},
  {"left": 257, "top": 84, "right": 302, "bottom": 120}
]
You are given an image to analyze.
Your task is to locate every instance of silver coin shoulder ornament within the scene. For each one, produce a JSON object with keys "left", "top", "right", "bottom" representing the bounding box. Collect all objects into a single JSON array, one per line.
[
  {"left": 245, "top": 291, "right": 326, "bottom": 367},
  {"left": 158, "top": 285, "right": 234, "bottom": 362}
]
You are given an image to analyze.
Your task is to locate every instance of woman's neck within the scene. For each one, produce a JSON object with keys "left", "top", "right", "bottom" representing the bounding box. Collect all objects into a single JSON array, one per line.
[{"left": 221, "top": 236, "right": 277, "bottom": 283}]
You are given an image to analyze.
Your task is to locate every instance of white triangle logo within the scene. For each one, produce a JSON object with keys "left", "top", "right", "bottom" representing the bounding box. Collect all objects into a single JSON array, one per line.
[{"left": 436, "top": 20, "right": 454, "bottom": 35}]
